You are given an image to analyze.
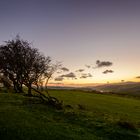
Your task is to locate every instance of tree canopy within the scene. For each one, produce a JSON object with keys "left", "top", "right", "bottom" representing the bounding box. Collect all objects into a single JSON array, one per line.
[{"left": 0, "top": 36, "right": 54, "bottom": 95}]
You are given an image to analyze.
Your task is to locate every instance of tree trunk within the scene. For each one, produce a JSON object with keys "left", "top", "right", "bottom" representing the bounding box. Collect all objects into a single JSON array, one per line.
[
  {"left": 13, "top": 81, "right": 23, "bottom": 93},
  {"left": 13, "top": 81, "right": 18, "bottom": 93},
  {"left": 18, "top": 83, "right": 23, "bottom": 93},
  {"left": 45, "top": 78, "right": 50, "bottom": 96},
  {"left": 28, "top": 83, "right": 32, "bottom": 96}
]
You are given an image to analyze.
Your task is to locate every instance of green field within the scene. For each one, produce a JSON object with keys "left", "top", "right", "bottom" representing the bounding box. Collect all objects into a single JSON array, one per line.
[{"left": 0, "top": 89, "right": 140, "bottom": 140}]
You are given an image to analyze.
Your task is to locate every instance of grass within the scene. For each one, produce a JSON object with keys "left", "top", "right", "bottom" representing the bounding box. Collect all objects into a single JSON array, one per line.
[
  {"left": 48, "top": 89, "right": 140, "bottom": 122},
  {"left": 0, "top": 89, "right": 140, "bottom": 140}
]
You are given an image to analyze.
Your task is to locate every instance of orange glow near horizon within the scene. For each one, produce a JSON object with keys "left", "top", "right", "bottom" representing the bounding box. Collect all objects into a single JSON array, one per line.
[
  {"left": 49, "top": 72, "right": 140, "bottom": 87},
  {"left": 48, "top": 61, "right": 140, "bottom": 86}
]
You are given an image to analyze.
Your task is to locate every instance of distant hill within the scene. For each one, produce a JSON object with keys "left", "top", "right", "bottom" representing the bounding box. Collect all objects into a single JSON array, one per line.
[
  {"left": 48, "top": 82, "right": 140, "bottom": 97},
  {"left": 48, "top": 86, "right": 76, "bottom": 90},
  {"left": 87, "top": 82, "right": 140, "bottom": 97}
]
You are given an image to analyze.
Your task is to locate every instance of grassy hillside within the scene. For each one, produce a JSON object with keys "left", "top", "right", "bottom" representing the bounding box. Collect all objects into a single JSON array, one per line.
[{"left": 0, "top": 90, "right": 140, "bottom": 140}]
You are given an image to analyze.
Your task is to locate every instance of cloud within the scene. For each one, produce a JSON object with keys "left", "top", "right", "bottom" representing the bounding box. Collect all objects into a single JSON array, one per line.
[
  {"left": 136, "top": 76, "right": 140, "bottom": 78},
  {"left": 60, "top": 72, "right": 76, "bottom": 78},
  {"left": 57, "top": 71, "right": 62, "bottom": 74},
  {"left": 80, "top": 73, "right": 93, "bottom": 79},
  {"left": 87, "top": 73, "right": 93, "bottom": 77},
  {"left": 80, "top": 75, "right": 87, "bottom": 79},
  {"left": 54, "top": 77, "right": 64, "bottom": 81},
  {"left": 76, "top": 69, "right": 85, "bottom": 72},
  {"left": 49, "top": 82, "right": 63, "bottom": 85},
  {"left": 102, "top": 70, "right": 114, "bottom": 74},
  {"left": 61, "top": 67, "right": 69, "bottom": 72},
  {"left": 85, "top": 65, "right": 91, "bottom": 68},
  {"left": 95, "top": 60, "right": 113, "bottom": 68}
]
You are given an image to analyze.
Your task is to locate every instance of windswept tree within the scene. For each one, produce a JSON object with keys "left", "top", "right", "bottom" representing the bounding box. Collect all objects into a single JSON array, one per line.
[
  {"left": 0, "top": 36, "right": 53, "bottom": 95},
  {"left": 0, "top": 36, "right": 26, "bottom": 93},
  {"left": 21, "top": 47, "right": 52, "bottom": 95}
]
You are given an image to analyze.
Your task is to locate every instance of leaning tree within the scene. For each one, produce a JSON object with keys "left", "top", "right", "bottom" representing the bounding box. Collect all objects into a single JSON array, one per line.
[
  {"left": 0, "top": 36, "right": 63, "bottom": 109},
  {"left": 0, "top": 36, "right": 52, "bottom": 95}
]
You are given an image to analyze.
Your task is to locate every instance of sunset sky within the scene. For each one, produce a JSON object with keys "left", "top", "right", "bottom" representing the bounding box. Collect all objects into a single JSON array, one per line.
[{"left": 0, "top": 0, "right": 140, "bottom": 85}]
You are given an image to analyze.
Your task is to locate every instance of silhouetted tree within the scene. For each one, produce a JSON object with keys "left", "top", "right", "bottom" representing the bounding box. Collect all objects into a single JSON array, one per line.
[
  {"left": 0, "top": 36, "right": 63, "bottom": 109},
  {"left": 0, "top": 36, "right": 52, "bottom": 95},
  {"left": 0, "top": 36, "right": 25, "bottom": 93}
]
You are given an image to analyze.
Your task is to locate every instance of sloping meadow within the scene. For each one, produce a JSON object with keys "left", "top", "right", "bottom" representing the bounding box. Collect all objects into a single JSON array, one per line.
[{"left": 0, "top": 90, "right": 139, "bottom": 140}]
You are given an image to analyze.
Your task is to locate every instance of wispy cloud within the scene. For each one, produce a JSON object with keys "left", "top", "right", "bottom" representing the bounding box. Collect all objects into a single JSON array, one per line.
[
  {"left": 76, "top": 69, "right": 85, "bottom": 72},
  {"left": 54, "top": 77, "right": 64, "bottom": 81},
  {"left": 136, "top": 76, "right": 140, "bottom": 78},
  {"left": 80, "top": 73, "right": 93, "bottom": 79},
  {"left": 60, "top": 72, "right": 76, "bottom": 79},
  {"left": 57, "top": 71, "right": 62, "bottom": 74},
  {"left": 102, "top": 70, "right": 114, "bottom": 74},
  {"left": 95, "top": 60, "right": 113, "bottom": 68},
  {"left": 85, "top": 65, "right": 91, "bottom": 68},
  {"left": 61, "top": 67, "right": 69, "bottom": 72}
]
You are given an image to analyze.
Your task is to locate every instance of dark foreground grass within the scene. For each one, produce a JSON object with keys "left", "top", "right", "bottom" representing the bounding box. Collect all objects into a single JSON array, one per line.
[{"left": 0, "top": 90, "right": 140, "bottom": 140}]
